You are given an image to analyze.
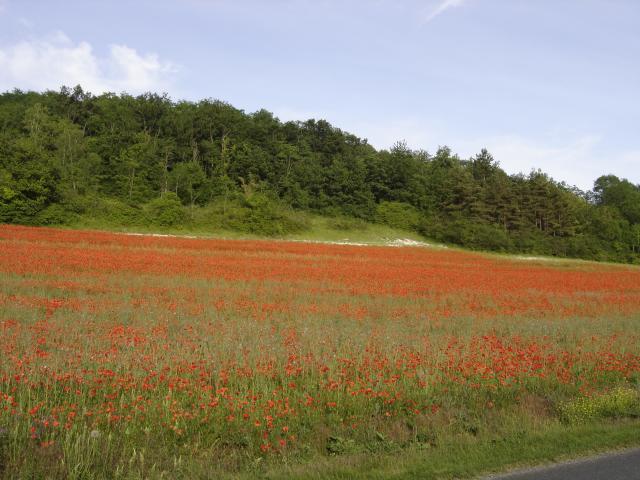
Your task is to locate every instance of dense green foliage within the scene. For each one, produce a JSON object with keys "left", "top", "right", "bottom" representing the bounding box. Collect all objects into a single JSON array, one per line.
[{"left": 1, "top": 86, "right": 639, "bottom": 262}]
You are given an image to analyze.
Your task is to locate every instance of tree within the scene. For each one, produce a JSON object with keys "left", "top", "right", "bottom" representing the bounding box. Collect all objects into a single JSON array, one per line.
[
  {"left": 170, "top": 161, "right": 206, "bottom": 214},
  {"left": 0, "top": 132, "right": 59, "bottom": 223},
  {"left": 0, "top": 87, "right": 637, "bottom": 264},
  {"left": 54, "top": 119, "right": 100, "bottom": 194},
  {"left": 593, "top": 175, "right": 640, "bottom": 224}
]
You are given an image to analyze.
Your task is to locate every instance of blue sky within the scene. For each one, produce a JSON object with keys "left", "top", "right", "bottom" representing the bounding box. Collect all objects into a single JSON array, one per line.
[{"left": 0, "top": 0, "right": 638, "bottom": 190}]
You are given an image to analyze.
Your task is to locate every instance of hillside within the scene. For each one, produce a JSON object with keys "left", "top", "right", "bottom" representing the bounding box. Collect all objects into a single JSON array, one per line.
[{"left": 1, "top": 86, "right": 639, "bottom": 263}]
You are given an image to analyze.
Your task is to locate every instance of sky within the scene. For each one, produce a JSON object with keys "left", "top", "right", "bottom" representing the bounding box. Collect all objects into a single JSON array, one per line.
[{"left": 0, "top": 0, "right": 638, "bottom": 190}]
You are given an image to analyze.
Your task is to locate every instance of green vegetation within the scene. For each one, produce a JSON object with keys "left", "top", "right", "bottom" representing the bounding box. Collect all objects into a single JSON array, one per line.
[
  {"left": 250, "top": 420, "right": 640, "bottom": 480},
  {"left": 559, "top": 387, "right": 640, "bottom": 425},
  {"left": 4, "top": 401, "right": 640, "bottom": 479},
  {"left": 1, "top": 225, "right": 640, "bottom": 478},
  {"left": 1, "top": 86, "right": 639, "bottom": 263}
]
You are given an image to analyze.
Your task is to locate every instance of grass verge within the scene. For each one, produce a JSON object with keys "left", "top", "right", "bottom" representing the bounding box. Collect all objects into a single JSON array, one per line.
[{"left": 250, "top": 420, "right": 640, "bottom": 480}]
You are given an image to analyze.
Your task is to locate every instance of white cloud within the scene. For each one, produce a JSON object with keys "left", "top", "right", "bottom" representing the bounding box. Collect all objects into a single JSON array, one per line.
[
  {"left": 0, "top": 32, "right": 177, "bottom": 94},
  {"left": 107, "top": 44, "right": 176, "bottom": 93},
  {"left": 422, "top": 0, "right": 467, "bottom": 23}
]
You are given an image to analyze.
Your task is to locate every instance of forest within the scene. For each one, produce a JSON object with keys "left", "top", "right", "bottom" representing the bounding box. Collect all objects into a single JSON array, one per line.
[{"left": 1, "top": 85, "right": 639, "bottom": 263}]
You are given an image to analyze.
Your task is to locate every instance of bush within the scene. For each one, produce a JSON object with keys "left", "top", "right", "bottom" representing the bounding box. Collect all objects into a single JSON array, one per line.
[
  {"left": 416, "top": 215, "right": 444, "bottom": 240},
  {"left": 145, "top": 193, "right": 186, "bottom": 227},
  {"left": 34, "top": 194, "right": 99, "bottom": 225},
  {"left": 375, "top": 201, "right": 421, "bottom": 230},
  {"left": 212, "top": 194, "right": 309, "bottom": 236},
  {"left": 242, "top": 195, "right": 309, "bottom": 236},
  {"left": 422, "top": 218, "right": 514, "bottom": 252},
  {"left": 559, "top": 387, "right": 639, "bottom": 424},
  {"left": 33, "top": 203, "right": 75, "bottom": 225},
  {"left": 463, "top": 223, "right": 514, "bottom": 252},
  {"left": 91, "top": 198, "right": 146, "bottom": 226}
]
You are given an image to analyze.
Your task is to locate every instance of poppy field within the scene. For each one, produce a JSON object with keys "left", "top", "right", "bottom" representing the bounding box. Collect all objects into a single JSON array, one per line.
[{"left": 1, "top": 225, "right": 640, "bottom": 479}]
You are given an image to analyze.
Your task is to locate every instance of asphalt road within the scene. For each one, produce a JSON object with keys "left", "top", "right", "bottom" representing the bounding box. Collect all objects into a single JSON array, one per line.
[{"left": 485, "top": 448, "right": 640, "bottom": 480}]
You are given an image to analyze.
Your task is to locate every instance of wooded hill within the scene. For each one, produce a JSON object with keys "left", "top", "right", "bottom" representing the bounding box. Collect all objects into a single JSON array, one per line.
[{"left": 1, "top": 86, "right": 639, "bottom": 263}]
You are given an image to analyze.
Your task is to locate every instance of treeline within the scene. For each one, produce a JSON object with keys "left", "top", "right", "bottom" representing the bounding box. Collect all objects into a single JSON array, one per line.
[{"left": 1, "top": 86, "right": 639, "bottom": 263}]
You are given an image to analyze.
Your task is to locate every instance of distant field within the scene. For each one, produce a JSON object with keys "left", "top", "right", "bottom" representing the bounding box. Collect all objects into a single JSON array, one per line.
[{"left": 1, "top": 225, "right": 639, "bottom": 479}]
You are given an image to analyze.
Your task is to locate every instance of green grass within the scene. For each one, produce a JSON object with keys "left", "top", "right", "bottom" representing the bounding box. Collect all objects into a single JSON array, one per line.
[
  {"left": 63, "top": 204, "right": 638, "bottom": 270},
  {"left": 67, "top": 209, "right": 432, "bottom": 245},
  {"left": 3, "top": 405, "right": 639, "bottom": 479},
  {"left": 248, "top": 420, "right": 640, "bottom": 480},
  {"left": 284, "top": 215, "right": 427, "bottom": 244}
]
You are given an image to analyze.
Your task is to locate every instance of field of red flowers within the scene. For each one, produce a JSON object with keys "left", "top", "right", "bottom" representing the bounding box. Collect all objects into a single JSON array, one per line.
[{"left": 1, "top": 225, "right": 639, "bottom": 478}]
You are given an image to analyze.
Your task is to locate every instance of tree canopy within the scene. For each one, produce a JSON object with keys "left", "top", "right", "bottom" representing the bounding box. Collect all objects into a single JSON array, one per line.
[{"left": 1, "top": 86, "right": 638, "bottom": 263}]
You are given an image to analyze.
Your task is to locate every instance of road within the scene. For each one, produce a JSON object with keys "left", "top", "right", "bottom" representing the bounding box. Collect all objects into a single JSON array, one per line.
[{"left": 485, "top": 448, "right": 640, "bottom": 480}]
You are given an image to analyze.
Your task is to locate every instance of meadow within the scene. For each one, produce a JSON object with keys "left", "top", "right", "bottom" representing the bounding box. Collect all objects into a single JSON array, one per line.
[{"left": 1, "top": 225, "right": 639, "bottom": 479}]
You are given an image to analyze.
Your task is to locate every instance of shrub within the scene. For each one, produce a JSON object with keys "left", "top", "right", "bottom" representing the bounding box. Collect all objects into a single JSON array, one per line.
[
  {"left": 559, "top": 387, "right": 639, "bottom": 424},
  {"left": 33, "top": 203, "right": 75, "bottom": 225},
  {"left": 242, "top": 195, "right": 309, "bottom": 236},
  {"left": 212, "top": 194, "right": 309, "bottom": 236},
  {"left": 422, "top": 219, "right": 514, "bottom": 252},
  {"left": 375, "top": 201, "right": 421, "bottom": 230},
  {"left": 91, "top": 198, "right": 147, "bottom": 226},
  {"left": 462, "top": 222, "right": 514, "bottom": 252},
  {"left": 145, "top": 193, "right": 186, "bottom": 227}
]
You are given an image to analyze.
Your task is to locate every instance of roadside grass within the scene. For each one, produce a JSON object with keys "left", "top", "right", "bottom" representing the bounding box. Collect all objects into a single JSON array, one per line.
[
  {"left": 4, "top": 411, "right": 639, "bottom": 479},
  {"left": 249, "top": 419, "right": 640, "bottom": 480}
]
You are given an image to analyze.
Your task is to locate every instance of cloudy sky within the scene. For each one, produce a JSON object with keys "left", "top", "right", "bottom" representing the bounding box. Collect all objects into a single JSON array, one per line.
[{"left": 0, "top": 0, "right": 638, "bottom": 190}]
